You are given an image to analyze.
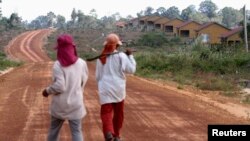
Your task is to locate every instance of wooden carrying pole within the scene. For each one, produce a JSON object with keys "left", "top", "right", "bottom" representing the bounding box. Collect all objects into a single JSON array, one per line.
[{"left": 86, "top": 50, "right": 136, "bottom": 61}]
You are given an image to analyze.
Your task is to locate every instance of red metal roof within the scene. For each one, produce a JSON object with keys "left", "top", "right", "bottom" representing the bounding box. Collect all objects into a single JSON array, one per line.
[{"left": 220, "top": 26, "right": 243, "bottom": 38}]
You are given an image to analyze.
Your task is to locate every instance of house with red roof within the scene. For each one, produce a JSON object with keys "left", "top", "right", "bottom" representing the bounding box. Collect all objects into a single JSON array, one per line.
[
  {"left": 176, "top": 20, "right": 201, "bottom": 39},
  {"left": 163, "top": 18, "right": 184, "bottom": 36},
  {"left": 195, "top": 22, "right": 231, "bottom": 44},
  {"left": 220, "top": 26, "right": 243, "bottom": 46}
]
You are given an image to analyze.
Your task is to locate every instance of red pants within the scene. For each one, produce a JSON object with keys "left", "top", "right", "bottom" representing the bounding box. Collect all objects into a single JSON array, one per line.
[{"left": 101, "top": 100, "right": 124, "bottom": 138}]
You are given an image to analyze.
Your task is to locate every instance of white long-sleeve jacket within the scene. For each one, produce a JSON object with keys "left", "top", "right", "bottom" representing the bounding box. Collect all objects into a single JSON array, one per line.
[
  {"left": 96, "top": 50, "right": 136, "bottom": 105},
  {"left": 46, "top": 58, "right": 88, "bottom": 120}
]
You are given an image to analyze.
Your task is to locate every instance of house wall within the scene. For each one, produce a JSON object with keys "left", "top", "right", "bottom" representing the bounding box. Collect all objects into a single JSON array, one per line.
[
  {"left": 197, "top": 24, "right": 230, "bottom": 44},
  {"left": 164, "top": 20, "right": 184, "bottom": 35},
  {"left": 178, "top": 22, "right": 200, "bottom": 39},
  {"left": 154, "top": 18, "right": 170, "bottom": 30},
  {"left": 227, "top": 33, "right": 243, "bottom": 43}
]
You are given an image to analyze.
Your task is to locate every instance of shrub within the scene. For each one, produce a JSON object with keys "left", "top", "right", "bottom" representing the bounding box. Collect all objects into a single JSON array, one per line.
[{"left": 137, "top": 32, "right": 168, "bottom": 47}]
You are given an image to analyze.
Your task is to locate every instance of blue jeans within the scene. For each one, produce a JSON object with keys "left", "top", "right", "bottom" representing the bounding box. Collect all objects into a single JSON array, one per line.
[{"left": 47, "top": 116, "right": 84, "bottom": 141}]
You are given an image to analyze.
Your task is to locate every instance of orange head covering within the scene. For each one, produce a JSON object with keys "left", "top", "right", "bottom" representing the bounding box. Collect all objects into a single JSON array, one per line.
[{"left": 100, "top": 33, "right": 122, "bottom": 64}]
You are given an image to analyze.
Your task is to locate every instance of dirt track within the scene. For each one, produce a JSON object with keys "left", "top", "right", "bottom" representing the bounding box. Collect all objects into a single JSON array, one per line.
[{"left": 0, "top": 29, "right": 250, "bottom": 141}]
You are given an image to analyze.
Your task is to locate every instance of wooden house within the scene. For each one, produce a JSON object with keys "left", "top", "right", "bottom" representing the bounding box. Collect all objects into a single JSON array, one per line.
[
  {"left": 176, "top": 20, "right": 201, "bottom": 39},
  {"left": 138, "top": 16, "right": 150, "bottom": 31},
  {"left": 154, "top": 17, "right": 170, "bottom": 31},
  {"left": 126, "top": 18, "right": 139, "bottom": 30},
  {"left": 195, "top": 22, "right": 231, "bottom": 44},
  {"left": 220, "top": 26, "right": 243, "bottom": 46},
  {"left": 145, "top": 15, "right": 162, "bottom": 31},
  {"left": 163, "top": 18, "right": 184, "bottom": 36}
]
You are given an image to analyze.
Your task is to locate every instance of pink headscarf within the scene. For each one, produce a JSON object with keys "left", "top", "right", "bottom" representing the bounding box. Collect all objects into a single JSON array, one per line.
[{"left": 55, "top": 34, "right": 78, "bottom": 67}]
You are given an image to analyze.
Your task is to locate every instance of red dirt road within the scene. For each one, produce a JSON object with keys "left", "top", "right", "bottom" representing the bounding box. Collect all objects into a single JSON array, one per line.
[{"left": 0, "top": 29, "right": 250, "bottom": 141}]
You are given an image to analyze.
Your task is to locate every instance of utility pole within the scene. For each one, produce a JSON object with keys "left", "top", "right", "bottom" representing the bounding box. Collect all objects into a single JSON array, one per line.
[{"left": 243, "top": 5, "right": 249, "bottom": 52}]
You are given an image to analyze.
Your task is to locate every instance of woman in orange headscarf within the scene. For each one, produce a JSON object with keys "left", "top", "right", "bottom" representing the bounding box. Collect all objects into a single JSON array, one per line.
[{"left": 96, "top": 33, "right": 136, "bottom": 141}]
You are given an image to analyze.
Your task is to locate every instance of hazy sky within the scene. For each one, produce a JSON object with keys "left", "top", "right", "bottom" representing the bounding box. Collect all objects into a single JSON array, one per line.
[{"left": 1, "top": 0, "right": 249, "bottom": 22}]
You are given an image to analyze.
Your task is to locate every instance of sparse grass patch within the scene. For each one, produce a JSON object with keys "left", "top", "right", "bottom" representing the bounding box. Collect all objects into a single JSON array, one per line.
[
  {"left": 220, "top": 91, "right": 238, "bottom": 97},
  {"left": 0, "top": 52, "right": 23, "bottom": 70},
  {"left": 242, "top": 95, "right": 250, "bottom": 104}
]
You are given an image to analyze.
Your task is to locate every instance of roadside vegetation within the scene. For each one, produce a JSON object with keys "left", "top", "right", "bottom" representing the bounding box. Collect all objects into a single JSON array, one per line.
[
  {"left": 131, "top": 33, "right": 250, "bottom": 105},
  {"left": 0, "top": 51, "right": 22, "bottom": 70},
  {"left": 0, "top": 13, "right": 26, "bottom": 71}
]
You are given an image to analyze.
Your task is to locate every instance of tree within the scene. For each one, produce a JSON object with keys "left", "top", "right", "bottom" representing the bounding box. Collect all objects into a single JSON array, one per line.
[
  {"left": 136, "top": 10, "right": 144, "bottom": 17},
  {"left": 47, "top": 11, "right": 56, "bottom": 27},
  {"left": 189, "top": 11, "right": 209, "bottom": 23},
  {"left": 71, "top": 8, "right": 77, "bottom": 23},
  {"left": 181, "top": 5, "right": 196, "bottom": 20},
  {"left": 29, "top": 15, "right": 48, "bottom": 29},
  {"left": 9, "top": 13, "right": 22, "bottom": 29},
  {"left": 220, "top": 7, "right": 243, "bottom": 28},
  {"left": 100, "top": 16, "right": 116, "bottom": 29},
  {"left": 199, "top": 0, "right": 218, "bottom": 20},
  {"left": 56, "top": 15, "right": 66, "bottom": 29},
  {"left": 144, "top": 7, "right": 154, "bottom": 16},
  {"left": 126, "top": 15, "right": 134, "bottom": 20},
  {"left": 89, "top": 9, "right": 97, "bottom": 18},
  {"left": 156, "top": 7, "right": 167, "bottom": 16},
  {"left": 111, "top": 12, "right": 121, "bottom": 21},
  {"left": 77, "top": 10, "right": 85, "bottom": 25},
  {"left": 0, "top": 17, "right": 9, "bottom": 30},
  {"left": 166, "top": 6, "right": 180, "bottom": 19}
]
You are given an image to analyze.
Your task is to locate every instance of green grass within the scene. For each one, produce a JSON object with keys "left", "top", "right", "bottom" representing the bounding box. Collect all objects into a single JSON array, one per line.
[
  {"left": 134, "top": 46, "right": 250, "bottom": 92},
  {"left": 0, "top": 51, "right": 23, "bottom": 71}
]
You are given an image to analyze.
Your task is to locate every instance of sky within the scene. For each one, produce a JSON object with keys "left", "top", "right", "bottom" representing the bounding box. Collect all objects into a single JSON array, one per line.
[{"left": 1, "top": 0, "right": 250, "bottom": 22}]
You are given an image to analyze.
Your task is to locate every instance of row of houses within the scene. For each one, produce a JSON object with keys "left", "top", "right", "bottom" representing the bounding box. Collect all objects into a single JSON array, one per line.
[{"left": 116, "top": 15, "right": 243, "bottom": 45}]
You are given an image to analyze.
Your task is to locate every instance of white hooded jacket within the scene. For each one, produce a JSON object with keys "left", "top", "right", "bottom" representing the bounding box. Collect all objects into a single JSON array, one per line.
[
  {"left": 96, "top": 50, "right": 136, "bottom": 105},
  {"left": 46, "top": 58, "right": 88, "bottom": 120}
]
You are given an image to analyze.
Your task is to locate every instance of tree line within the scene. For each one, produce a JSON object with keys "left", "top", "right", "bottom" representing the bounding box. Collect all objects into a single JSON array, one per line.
[{"left": 0, "top": 0, "right": 249, "bottom": 31}]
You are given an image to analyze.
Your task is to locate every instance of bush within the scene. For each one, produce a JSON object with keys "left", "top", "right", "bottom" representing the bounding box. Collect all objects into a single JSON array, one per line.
[
  {"left": 137, "top": 32, "right": 168, "bottom": 47},
  {"left": 0, "top": 57, "right": 22, "bottom": 70}
]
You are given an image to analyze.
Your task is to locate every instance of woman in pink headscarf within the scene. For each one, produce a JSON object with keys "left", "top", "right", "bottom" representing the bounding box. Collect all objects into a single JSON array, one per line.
[{"left": 42, "top": 34, "right": 88, "bottom": 141}]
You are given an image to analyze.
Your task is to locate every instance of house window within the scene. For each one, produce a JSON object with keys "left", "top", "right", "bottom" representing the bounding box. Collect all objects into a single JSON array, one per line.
[
  {"left": 165, "top": 26, "right": 173, "bottom": 32},
  {"left": 180, "top": 30, "right": 189, "bottom": 37},
  {"left": 228, "top": 41, "right": 234, "bottom": 46},
  {"left": 155, "top": 24, "right": 161, "bottom": 29},
  {"left": 148, "top": 21, "right": 154, "bottom": 25},
  {"left": 140, "top": 21, "right": 144, "bottom": 25},
  {"left": 235, "top": 41, "right": 241, "bottom": 45}
]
